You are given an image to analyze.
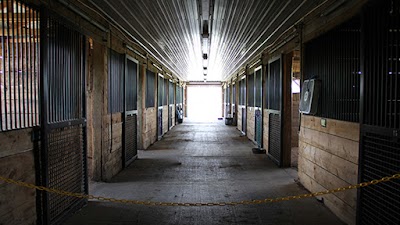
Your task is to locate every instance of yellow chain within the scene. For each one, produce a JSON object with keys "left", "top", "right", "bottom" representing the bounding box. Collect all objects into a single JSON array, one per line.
[{"left": 0, "top": 173, "right": 399, "bottom": 206}]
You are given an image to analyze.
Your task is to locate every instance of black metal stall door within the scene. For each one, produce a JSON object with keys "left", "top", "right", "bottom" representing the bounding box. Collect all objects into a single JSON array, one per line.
[
  {"left": 168, "top": 105, "right": 173, "bottom": 130},
  {"left": 158, "top": 108, "right": 163, "bottom": 139},
  {"left": 358, "top": 1, "right": 400, "bottom": 224},
  {"left": 37, "top": 12, "right": 87, "bottom": 225},
  {"left": 267, "top": 57, "right": 282, "bottom": 166},
  {"left": 255, "top": 109, "right": 262, "bottom": 147},
  {"left": 123, "top": 57, "right": 138, "bottom": 167},
  {"left": 241, "top": 107, "right": 246, "bottom": 133}
]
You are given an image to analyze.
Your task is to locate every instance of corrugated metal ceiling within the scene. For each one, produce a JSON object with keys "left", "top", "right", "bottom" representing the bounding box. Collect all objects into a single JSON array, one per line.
[{"left": 89, "top": 0, "right": 327, "bottom": 81}]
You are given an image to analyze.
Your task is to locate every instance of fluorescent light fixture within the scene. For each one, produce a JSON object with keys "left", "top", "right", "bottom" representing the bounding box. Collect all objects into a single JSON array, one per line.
[
  {"left": 203, "top": 59, "right": 208, "bottom": 67},
  {"left": 202, "top": 38, "right": 208, "bottom": 53},
  {"left": 153, "top": 63, "right": 163, "bottom": 71},
  {"left": 239, "top": 70, "right": 245, "bottom": 76},
  {"left": 158, "top": 73, "right": 164, "bottom": 78}
]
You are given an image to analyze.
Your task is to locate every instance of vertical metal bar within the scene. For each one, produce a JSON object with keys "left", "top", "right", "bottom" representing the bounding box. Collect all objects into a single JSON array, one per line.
[
  {"left": 395, "top": 17, "right": 399, "bottom": 129},
  {"left": 19, "top": 2, "right": 24, "bottom": 127},
  {"left": 24, "top": 4, "right": 29, "bottom": 127},
  {"left": 379, "top": 13, "right": 384, "bottom": 127},
  {"left": 49, "top": 19, "right": 53, "bottom": 123},
  {"left": 39, "top": 8, "right": 50, "bottom": 224},
  {"left": 34, "top": 9, "right": 38, "bottom": 125},
  {"left": 10, "top": 0, "right": 15, "bottom": 129},
  {"left": 30, "top": 7, "right": 33, "bottom": 125},
  {"left": 15, "top": 2, "right": 21, "bottom": 128},
  {"left": 384, "top": 15, "right": 388, "bottom": 128},
  {"left": 1, "top": 0, "right": 5, "bottom": 130},
  {"left": 60, "top": 21, "right": 63, "bottom": 121}
]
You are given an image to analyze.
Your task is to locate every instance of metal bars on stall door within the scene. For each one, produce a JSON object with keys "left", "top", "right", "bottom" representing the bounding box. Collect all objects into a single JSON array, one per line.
[
  {"left": 0, "top": 0, "right": 40, "bottom": 131},
  {"left": 304, "top": 16, "right": 360, "bottom": 123}
]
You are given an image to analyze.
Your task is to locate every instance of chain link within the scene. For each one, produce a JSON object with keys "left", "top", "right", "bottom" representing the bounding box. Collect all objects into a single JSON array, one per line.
[{"left": 1, "top": 173, "right": 399, "bottom": 207}]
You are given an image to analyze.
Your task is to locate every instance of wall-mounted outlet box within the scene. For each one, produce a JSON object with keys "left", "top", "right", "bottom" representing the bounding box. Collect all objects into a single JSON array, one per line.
[{"left": 321, "top": 118, "right": 327, "bottom": 127}]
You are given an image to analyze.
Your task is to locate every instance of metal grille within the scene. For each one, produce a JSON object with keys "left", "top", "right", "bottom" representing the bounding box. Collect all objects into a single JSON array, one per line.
[
  {"left": 124, "top": 114, "right": 137, "bottom": 166},
  {"left": 359, "top": 1, "right": 400, "bottom": 224},
  {"left": 158, "top": 108, "right": 163, "bottom": 137},
  {"left": 359, "top": 132, "right": 400, "bottom": 225},
  {"left": 255, "top": 69, "right": 262, "bottom": 107},
  {"left": 239, "top": 78, "right": 246, "bottom": 105},
  {"left": 47, "top": 124, "right": 86, "bottom": 224},
  {"left": 146, "top": 70, "right": 155, "bottom": 108},
  {"left": 168, "top": 81, "right": 174, "bottom": 104},
  {"left": 304, "top": 17, "right": 360, "bottom": 122},
  {"left": 362, "top": 1, "right": 399, "bottom": 129},
  {"left": 175, "top": 85, "right": 182, "bottom": 104},
  {"left": 268, "top": 113, "right": 281, "bottom": 166},
  {"left": 0, "top": 0, "right": 40, "bottom": 131},
  {"left": 247, "top": 73, "right": 254, "bottom": 107},
  {"left": 255, "top": 109, "right": 262, "bottom": 147},
  {"left": 163, "top": 79, "right": 168, "bottom": 105},
  {"left": 158, "top": 76, "right": 163, "bottom": 107},
  {"left": 232, "top": 83, "right": 236, "bottom": 105},
  {"left": 126, "top": 58, "right": 137, "bottom": 111},
  {"left": 108, "top": 49, "right": 124, "bottom": 113},
  {"left": 267, "top": 59, "right": 281, "bottom": 110},
  {"left": 44, "top": 18, "right": 85, "bottom": 123}
]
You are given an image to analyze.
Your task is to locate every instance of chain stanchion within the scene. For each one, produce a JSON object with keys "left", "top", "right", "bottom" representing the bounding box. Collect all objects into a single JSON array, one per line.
[{"left": 0, "top": 174, "right": 399, "bottom": 207}]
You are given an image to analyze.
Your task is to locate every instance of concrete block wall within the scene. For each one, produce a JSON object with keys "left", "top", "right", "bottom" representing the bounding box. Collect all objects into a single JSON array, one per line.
[
  {"left": 298, "top": 115, "right": 359, "bottom": 225},
  {"left": 246, "top": 107, "right": 255, "bottom": 142},
  {"left": 162, "top": 106, "right": 169, "bottom": 135},
  {"left": 102, "top": 113, "right": 124, "bottom": 181},
  {"left": 237, "top": 106, "right": 243, "bottom": 132},
  {"left": 0, "top": 129, "right": 36, "bottom": 225},
  {"left": 142, "top": 108, "right": 157, "bottom": 149}
]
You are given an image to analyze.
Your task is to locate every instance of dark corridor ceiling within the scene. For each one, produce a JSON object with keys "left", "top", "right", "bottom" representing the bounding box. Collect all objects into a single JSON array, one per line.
[{"left": 88, "top": 0, "right": 328, "bottom": 81}]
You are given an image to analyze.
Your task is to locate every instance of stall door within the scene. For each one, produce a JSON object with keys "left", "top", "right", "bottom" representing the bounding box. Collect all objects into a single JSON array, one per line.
[
  {"left": 37, "top": 12, "right": 87, "bottom": 225},
  {"left": 123, "top": 56, "right": 138, "bottom": 167},
  {"left": 157, "top": 76, "right": 163, "bottom": 138},
  {"left": 267, "top": 57, "right": 282, "bottom": 166},
  {"left": 358, "top": 1, "right": 400, "bottom": 224},
  {"left": 254, "top": 67, "right": 263, "bottom": 147}
]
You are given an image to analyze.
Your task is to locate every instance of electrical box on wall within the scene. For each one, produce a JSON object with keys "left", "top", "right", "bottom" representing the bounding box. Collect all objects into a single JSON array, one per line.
[{"left": 299, "top": 79, "right": 321, "bottom": 115}]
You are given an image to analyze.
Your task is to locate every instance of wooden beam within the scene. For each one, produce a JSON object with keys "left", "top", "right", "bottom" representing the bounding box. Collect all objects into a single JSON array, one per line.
[{"left": 281, "top": 52, "right": 293, "bottom": 167}]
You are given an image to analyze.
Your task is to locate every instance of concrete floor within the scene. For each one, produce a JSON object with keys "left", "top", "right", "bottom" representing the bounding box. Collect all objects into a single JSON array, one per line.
[{"left": 65, "top": 119, "right": 345, "bottom": 225}]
